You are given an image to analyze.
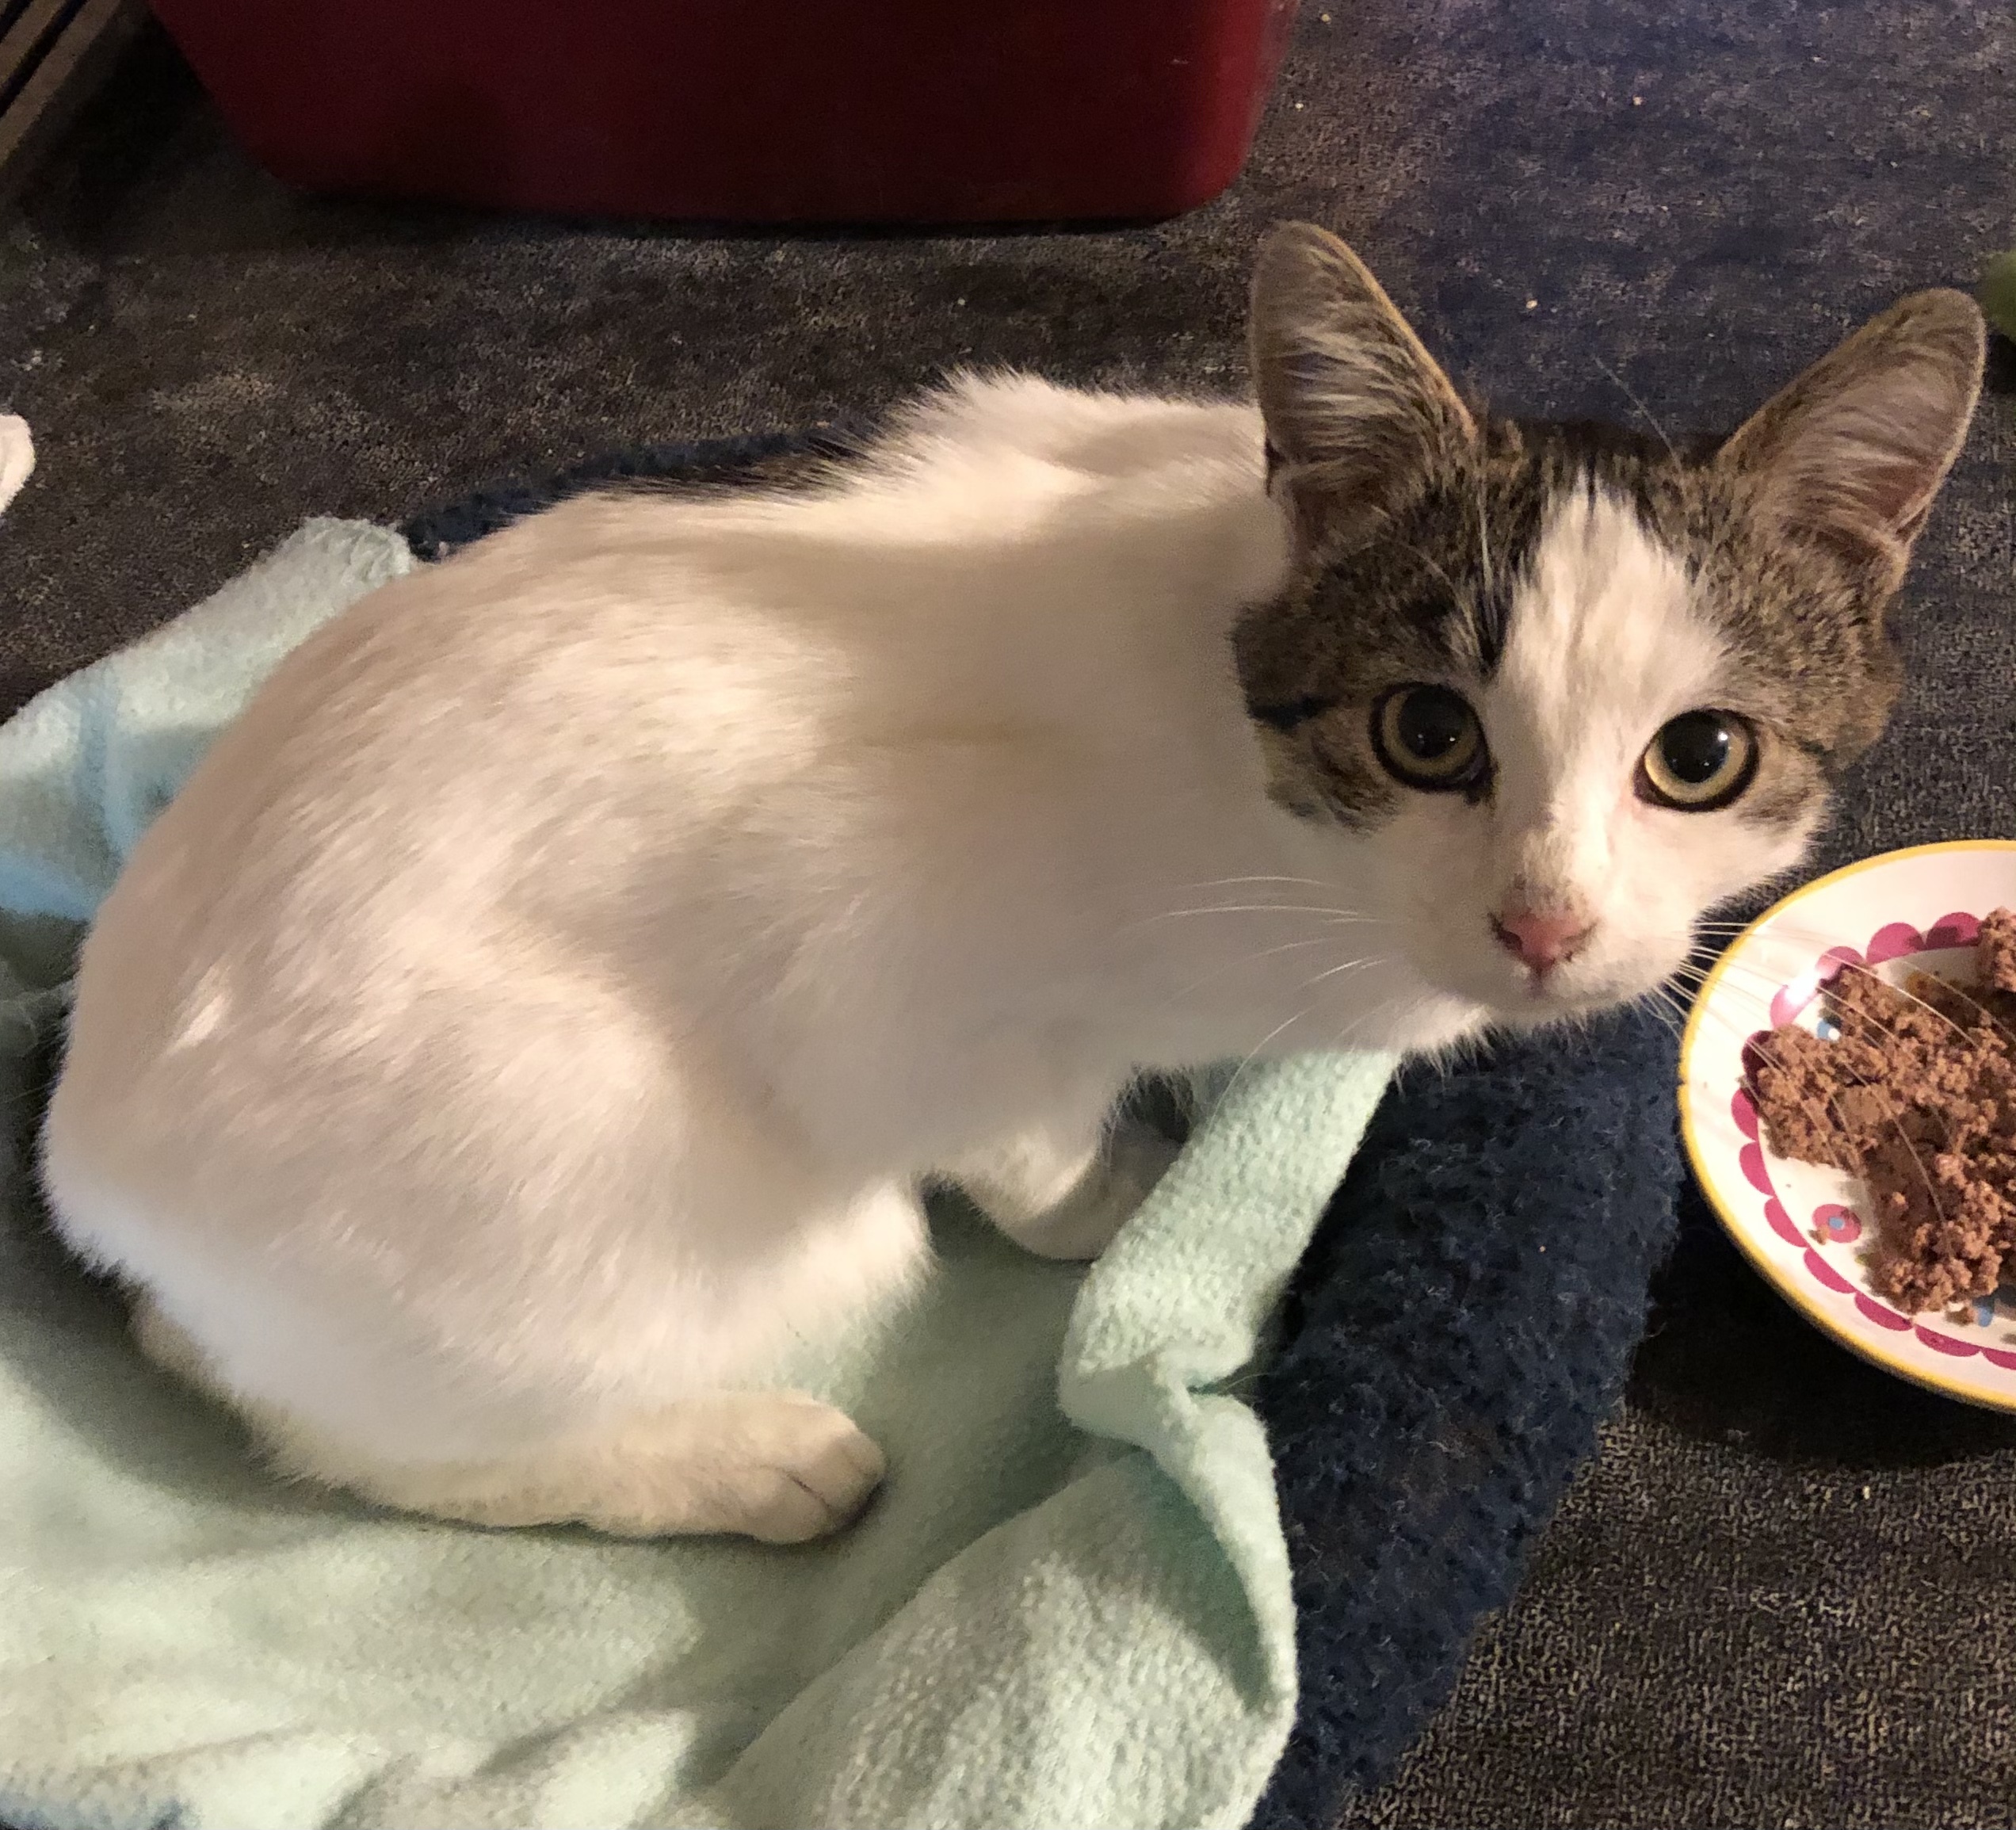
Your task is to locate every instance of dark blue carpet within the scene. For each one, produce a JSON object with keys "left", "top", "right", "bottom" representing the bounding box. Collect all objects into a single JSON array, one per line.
[{"left": 1250, "top": 1008, "right": 1679, "bottom": 1828}]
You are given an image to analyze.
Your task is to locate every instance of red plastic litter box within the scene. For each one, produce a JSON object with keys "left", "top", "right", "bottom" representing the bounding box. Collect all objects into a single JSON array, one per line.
[{"left": 145, "top": 0, "right": 1302, "bottom": 225}]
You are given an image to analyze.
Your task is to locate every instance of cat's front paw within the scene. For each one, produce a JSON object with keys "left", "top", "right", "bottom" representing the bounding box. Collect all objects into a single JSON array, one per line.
[
  {"left": 338, "top": 1391, "right": 889, "bottom": 1544},
  {"left": 699, "top": 1394, "right": 889, "bottom": 1544}
]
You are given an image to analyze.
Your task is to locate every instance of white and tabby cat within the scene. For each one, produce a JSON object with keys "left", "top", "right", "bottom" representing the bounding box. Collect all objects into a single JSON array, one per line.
[{"left": 41, "top": 227, "right": 1983, "bottom": 1540}]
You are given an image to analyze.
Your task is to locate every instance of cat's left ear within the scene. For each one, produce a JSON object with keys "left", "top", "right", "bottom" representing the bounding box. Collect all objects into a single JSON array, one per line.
[
  {"left": 1249, "top": 223, "right": 1476, "bottom": 544},
  {"left": 1717, "top": 289, "right": 1985, "bottom": 590}
]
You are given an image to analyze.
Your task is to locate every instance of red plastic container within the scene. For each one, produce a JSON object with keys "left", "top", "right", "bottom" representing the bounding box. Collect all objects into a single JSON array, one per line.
[{"left": 147, "top": 0, "right": 1300, "bottom": 224}]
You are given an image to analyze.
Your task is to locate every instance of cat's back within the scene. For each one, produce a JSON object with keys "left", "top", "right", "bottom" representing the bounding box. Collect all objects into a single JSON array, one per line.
[
  {"left": 139, "top": 375, "right": 1274, "bottom": 854},
  {"left": 75, "top": 378, "right": 1278, "bottom": 1039},
  {"left": 228, "top": 373, "right": 1266, "bottom": 753}
]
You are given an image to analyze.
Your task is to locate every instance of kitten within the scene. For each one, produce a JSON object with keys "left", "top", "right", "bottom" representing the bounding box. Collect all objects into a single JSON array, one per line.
[{"left": 40, "top": 227, "right": 1982, "bottom": 1541}]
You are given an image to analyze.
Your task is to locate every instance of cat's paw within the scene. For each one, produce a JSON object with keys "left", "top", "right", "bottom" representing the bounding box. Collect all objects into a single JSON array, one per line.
[
  {"left": 687, "top": 1393, "right": 888, "bottom": 1544},
  {"left": 321, "top": 1391, "right": 888, "bottom": 1543}
]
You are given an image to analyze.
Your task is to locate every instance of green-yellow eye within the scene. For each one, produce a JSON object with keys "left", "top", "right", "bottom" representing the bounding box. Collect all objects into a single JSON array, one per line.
[
  {"left": 1372, "top": 686, "right": 1487, "bottom": 792},
  {"left": 1639, "top": 710, "right": 1758, "bottom": 810}
]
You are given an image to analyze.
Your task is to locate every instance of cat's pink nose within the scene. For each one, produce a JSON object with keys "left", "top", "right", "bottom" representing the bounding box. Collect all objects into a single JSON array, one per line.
[{"left": 1491, "top": 907, "right": 1593, "bottom": 975}]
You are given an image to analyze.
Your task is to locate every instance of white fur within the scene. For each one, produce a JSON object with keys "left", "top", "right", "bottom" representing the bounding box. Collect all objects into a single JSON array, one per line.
[
  {"left": 1372, "top": 487, "right": 1813, "bottom": 1018},
  {"left": 0, "top": 415, "right": 32, "bottom": 516},
  {"left": 41, "top": 379, "right": 1783, "bottom": 1540}
]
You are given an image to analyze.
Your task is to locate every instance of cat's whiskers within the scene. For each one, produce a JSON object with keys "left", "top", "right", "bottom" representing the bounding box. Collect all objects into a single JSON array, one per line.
[
  {"left": 1166, "top": 934, "right": 1338, "bottom": 1004},
  {"left": 1123, "top": 902, "right": 1380, "bottom": 936},
  {"left": 1637, "top": 981, "right": 1688, "bottom": 1041},
  {"left": 1174, "top": 874, "right": 1340, "bottom": 894},
  {"left": 1299, "top": 953, "right": 1392, "bottom": 993},
  {"left": 1689, "top": 915, "right": 2016, "bottom": 1038},
  {"left": 1690, "top": 917, "right": 1922, "bottom": 941},
  {"left": 1674, "top": 947, "right": 2014, "bottom": 1054},
  {"left": 1472, "top": 468, "right": 1496, "bottom": 605},
  {"left": 1677, "top": 957, "right": 1966, "bottom": 1138},
  {"left": 1592, "top": 354, "right": 1680, "bottom": 467},
  {"left": 1686, "top": 991, "right": 1952, "bottom": 1228},
  {"left": 1835, "top": 957, "right": 2016, "bottom": 1049},
  {"left": 1184, "top": 948, "right": 1403, "bottom": 1105},
  {"left": 1204, "top": 1006, "right": 1317, "bottom": 1125},
  {"left": 1327, "top": 990, "right": 1418, "bottom": 1061},
  {"left": 1670, "top": 961, "right": 1957, "bottom": 1216}
]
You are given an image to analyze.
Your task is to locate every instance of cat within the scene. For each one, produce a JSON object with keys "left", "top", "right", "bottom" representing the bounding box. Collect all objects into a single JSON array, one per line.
[{"left": 40, "top": 226, "right": 1983, "bottom": 1542}]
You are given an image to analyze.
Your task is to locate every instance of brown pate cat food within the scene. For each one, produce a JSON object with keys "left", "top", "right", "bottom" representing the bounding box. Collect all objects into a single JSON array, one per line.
[{"left": 1748, "top": 907, "right": 2016, "bottom": 1312}]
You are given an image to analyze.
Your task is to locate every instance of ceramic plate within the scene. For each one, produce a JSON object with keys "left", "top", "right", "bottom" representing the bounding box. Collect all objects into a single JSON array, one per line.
[{"left": 1681, "top": 839, "right": 2016, "bottom": 1409}]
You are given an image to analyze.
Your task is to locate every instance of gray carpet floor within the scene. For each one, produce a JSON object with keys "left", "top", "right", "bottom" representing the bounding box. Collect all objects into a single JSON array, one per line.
[{"left": 2, "top": 4, "right": 2012, "bottom": 1824}]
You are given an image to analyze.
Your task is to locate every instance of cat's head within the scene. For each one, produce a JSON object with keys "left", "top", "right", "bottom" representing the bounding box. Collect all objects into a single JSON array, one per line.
[{"left": 1235, "top": 223, "right": 1984, "bottom": 1026}]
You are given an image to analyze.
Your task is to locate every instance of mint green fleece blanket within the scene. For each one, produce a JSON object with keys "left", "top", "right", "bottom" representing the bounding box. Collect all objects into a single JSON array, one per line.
[{"left": 0, "top": 520, "right": 1394, "bottom": 1830}]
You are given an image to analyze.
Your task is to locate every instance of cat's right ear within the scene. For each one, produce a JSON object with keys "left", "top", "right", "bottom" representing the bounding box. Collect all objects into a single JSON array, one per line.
[{"left": 1249, "top": 223, "right": 1475, "bottom": 544}]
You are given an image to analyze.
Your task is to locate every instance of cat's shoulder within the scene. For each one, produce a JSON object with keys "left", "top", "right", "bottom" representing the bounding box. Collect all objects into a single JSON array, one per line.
[{"left": 876, "top": 371, "right": 1263, "bottom": 483}]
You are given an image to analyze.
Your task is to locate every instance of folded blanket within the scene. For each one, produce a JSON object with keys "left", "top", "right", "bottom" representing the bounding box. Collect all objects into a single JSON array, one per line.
[{"left": 0, "top": 519, "right": 1395, "bottom": 1830}]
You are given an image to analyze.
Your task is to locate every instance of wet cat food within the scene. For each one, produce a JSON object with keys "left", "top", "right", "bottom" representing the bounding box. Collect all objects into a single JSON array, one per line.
[{"left": 1748, "top": 908, "right": 2016, "bottom": 1312}]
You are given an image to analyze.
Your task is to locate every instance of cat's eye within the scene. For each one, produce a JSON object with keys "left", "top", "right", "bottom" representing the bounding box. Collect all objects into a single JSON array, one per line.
[
  {"left": 1637, "top": 710, "right": 1758, "bottom": 811},
  {"left": 1372, "top": 686, "right": 1488, "bottom": 792}
]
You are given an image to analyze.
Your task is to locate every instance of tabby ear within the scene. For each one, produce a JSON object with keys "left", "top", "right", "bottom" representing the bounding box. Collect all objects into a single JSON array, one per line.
[
  {"left": 1249, "top": 223, "right": 1475, "bottom": 542},
  {"left": 1717, "top": 289, "right": 1984, "bottom": 588}
]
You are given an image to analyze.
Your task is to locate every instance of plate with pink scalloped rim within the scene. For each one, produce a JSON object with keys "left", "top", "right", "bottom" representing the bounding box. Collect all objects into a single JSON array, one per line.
[{"left": 1681, "top": 839, "right": 2016, "bottom": 1410}]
